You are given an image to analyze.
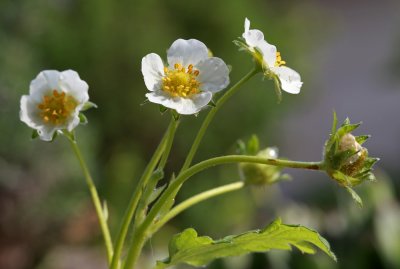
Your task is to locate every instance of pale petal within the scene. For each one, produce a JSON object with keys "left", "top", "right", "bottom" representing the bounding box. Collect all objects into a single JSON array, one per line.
[
  {"left": 142, "top": 53, "right": 165, "bottom": 91},
  {"left": 244, "top": 18, "right": 250, "bottom": 33},
  {"left": 243, "top": 29, "right": 265, "bottom": 48},
  {"left": 20, "top": 95, "right": 41, "bottom": 129},
  {"left": 29, "top": 70, "right": 60, "bottom": 103},
  {"left": 37, "top": 126, "right": 57, "bottom": 141},
  {"left": 271, "top": 66, "right": 303, "bottom": 94},
  {"left": 66, "top": 114, "right": 81, "bottom": 132},
  {"left": 59, "top": 70, "right": 89, "bottom": 103},
  {"left": 146, "top": 91, "right": 212, "bottom": 115},
  {"left": 196, "top": 57, "right": 230, "bottom": 93},
  {"left": 167, "top": 39, "right": 208, "bottom": 67},
  {"left": 257, "top": 41, "right": 277, "bottom": 68}
]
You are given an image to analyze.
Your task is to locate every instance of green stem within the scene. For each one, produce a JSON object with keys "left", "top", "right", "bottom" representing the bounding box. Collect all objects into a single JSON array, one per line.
[
  {"left": 150, "top": 181, "right": 245, "bottom": 235},
  {"left": 124, "top": 155, "right": 323, "bottom": 269},
  {"left": 110, "top": 117, "right": 177, "bottom": 269},
  {"left": 68, "top": 137, "right": 114, "bottom": 263},
  {"left": 135, "top": 116, "right": 180, "bottom": 227},
  {"left": 149, "top": 156, "right": 323, "bottom": 229},
  {"left": 180, "top": 67, "right": 260, "bottom": 173}
]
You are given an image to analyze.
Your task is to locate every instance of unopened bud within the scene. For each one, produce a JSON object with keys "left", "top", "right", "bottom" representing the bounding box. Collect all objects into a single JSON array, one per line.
[
  {"left": 338, "top": 133, "right": 363, "bottom": 165},
  {"left": 239, "top": 147, "right": 283, "bottom": 186}
]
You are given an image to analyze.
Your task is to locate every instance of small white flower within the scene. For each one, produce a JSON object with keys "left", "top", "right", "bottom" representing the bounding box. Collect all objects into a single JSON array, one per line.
[
  {"left": 142, "top": 39, "right": 230, "bottom": 115},
  {"left": 20, "top": 70, "right": 89, "bottom": 141},
  {"left": 242, "top": 18, "right": 302, "bottom": 94}
]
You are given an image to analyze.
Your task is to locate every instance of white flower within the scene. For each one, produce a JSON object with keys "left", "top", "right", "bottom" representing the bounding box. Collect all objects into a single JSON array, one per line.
[
  {"left": 142, "top": 39, "right": 230, "bottom": 115},
  {"left": 242, "top": 18, "right": 302, "bottom": 94},
  {"left": 20, "top": 70, "right": 89, "bottom": 141}
]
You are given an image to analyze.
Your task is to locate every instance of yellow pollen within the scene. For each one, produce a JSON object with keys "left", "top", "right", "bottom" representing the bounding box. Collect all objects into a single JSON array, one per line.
[
  {"left": 275, "top": 51, "right": 286, "bottom": 67},
  {"left": 37, "top": 89, "right": 78, "bottom": 125},
  {"left": 162, "top": 63, "right": 201, "bottom": 97}
]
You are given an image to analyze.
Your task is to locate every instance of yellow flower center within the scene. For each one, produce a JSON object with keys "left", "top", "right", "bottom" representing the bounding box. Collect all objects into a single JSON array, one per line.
[
  {"left": 162, "top": 63, "right": 201, "bottom": 97},
  {"left": 37, "top": 90, "right": 78, "bottom": 125},
  {"left": 275, "top": 51, "right": 286, "bottom": 67}
]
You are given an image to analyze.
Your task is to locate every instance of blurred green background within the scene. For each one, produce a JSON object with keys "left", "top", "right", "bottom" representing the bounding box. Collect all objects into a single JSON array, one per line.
[{"left": 1, "top": 0, "right": 400, "bottom": 268}]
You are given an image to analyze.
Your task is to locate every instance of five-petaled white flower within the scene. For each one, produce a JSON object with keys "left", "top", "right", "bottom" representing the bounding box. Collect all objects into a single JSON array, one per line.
[
  {"left": 20, "top": 70, "right": 89, "bottom": 141},
  {"left": 142, "top": 39, "right": 230, "bottom": 115},
  {"left": 242, "top": 18, "right": 302, "bottom": 94}
]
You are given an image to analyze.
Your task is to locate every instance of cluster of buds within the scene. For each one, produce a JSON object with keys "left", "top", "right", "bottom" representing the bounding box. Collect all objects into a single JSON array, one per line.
[
  {"left": 323, "top": 113, "right": 378, "bottom": 204},
  {"left": 238, "top": 135, "right": 289, "bottom": 186}
]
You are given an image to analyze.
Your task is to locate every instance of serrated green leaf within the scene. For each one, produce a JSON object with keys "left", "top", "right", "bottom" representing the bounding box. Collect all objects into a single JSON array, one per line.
[
  {"left": 156, "top": 218, "right": 336, "bottom": 268},
  {"left": 345, "top": 187, "right": 363, "bottom": 208},
  {"left": 247, "top": 135, "right": 259, "bottom": 155}
]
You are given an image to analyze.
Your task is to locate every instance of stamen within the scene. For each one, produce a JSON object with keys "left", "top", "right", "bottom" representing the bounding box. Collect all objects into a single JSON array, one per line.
[
  {"left": 275, "top": 51, "right": 286, "bottom": 67},
  {"left": 37, "top": 90, "right": 78, "bottom": 125},
  {"left": 162, "top": 63, "right": 201, "bottom": 98}
]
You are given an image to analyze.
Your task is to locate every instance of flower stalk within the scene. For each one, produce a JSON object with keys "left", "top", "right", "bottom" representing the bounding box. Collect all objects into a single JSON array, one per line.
[
  {"left": 66, "top": 134, "right": 114, "bottom": 263},
  {"left": 110, "top": 116, "right": 179, "bottom": 269}
]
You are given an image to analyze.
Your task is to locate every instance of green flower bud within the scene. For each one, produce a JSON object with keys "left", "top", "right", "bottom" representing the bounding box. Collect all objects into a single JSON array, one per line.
[
  {"left": 323, "top": 113, "right": 378, "bottom": 189},
  {"left": 237, "top": 135, "right": 288, "bottom": 186}
]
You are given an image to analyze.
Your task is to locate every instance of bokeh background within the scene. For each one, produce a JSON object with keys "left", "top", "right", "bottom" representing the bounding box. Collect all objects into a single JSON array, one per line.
[{"left": 1, "top": 0, "right": 400, "bottom": 268}]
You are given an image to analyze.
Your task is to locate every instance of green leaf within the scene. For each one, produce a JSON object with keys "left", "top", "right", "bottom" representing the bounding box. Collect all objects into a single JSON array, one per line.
[
  {"left": 156, "top": 218, "right": 336, "bottom": 268},
  {"left": 247, "top": 135, "right": 259, "bottom": 155}
]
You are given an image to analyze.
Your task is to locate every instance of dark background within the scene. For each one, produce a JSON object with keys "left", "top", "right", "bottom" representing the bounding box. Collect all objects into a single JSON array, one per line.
[{"left": 1, "top": 0, "right": 400, "bottom": 268}]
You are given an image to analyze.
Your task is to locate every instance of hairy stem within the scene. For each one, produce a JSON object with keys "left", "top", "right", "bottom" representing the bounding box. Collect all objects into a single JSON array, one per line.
[
  {"left": 68, "top": 137, "right": 114, "bottom": 263},
  {"left": 125, "top": 154, "right": 323, "bottom": 268},
  {"left": 150, "top": 181, "right": 245, "bottom": 234},
  {"left": 110, "top": 117, "right": 178, "bottom": 269},
  {"left": 180, "top": 67, "right": 260, "bottom": 173}
]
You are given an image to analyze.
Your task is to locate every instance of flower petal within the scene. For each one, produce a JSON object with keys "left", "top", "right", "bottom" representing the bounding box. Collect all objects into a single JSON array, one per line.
[
  {"left": 257, "top": 40, "right": 277, "bottom": 68},
  {"left": 29, "top": 70, "right": 60, "bottom": 103},
  {"left": 146, "top": 90, "right": 212, "bottom": 115},
  {"left": 167, "top": 39, "right": 208, "bottom": 67},
  {"left": 59, "top": 70, "right": 89, "bottom": 103},
  {"left": 271, "top": 66, "right": 303, "bottom": 94},
  {"left": 37, "top": 126, "right": 57, "bottom": 141},
  {"left": 20, "top": 95, "right": 41, "bottom": 129},
  {"left": 142, "top": 53, "right": 165, "bottom": 92},
  {"left": 196, "top": 57, "right": 230, "bottom": 93}
]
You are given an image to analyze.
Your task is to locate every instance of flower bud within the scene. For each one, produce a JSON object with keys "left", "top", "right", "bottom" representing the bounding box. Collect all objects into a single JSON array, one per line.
[
  {"left": 324, "top": 114, "right": 378, "bottom": 189},
  {"left": 238, "top": 138, "right": 287, "bottom": 186}
]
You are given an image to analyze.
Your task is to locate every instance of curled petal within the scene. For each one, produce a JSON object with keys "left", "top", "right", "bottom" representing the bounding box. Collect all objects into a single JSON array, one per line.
[
  {"left": 59, "top": 70, "right": 89, "bottom": 103},
  {"left": 142, "top": 53, "right": 165, "bottom": 91},
  {"left": 167, "top": 39, "right": 208, "bottom": 67},
  {"left": 146, "top": 91, "right": 212, "bottom": 115},
  {"left": 256, "top": 41, "right": 277, "bottom": 68},
  {"left": 271, "top": 66, "right": 302, "bottom": 94},
  {"left": 196, "top": 57, "right": 230, "bottom": 93}
]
